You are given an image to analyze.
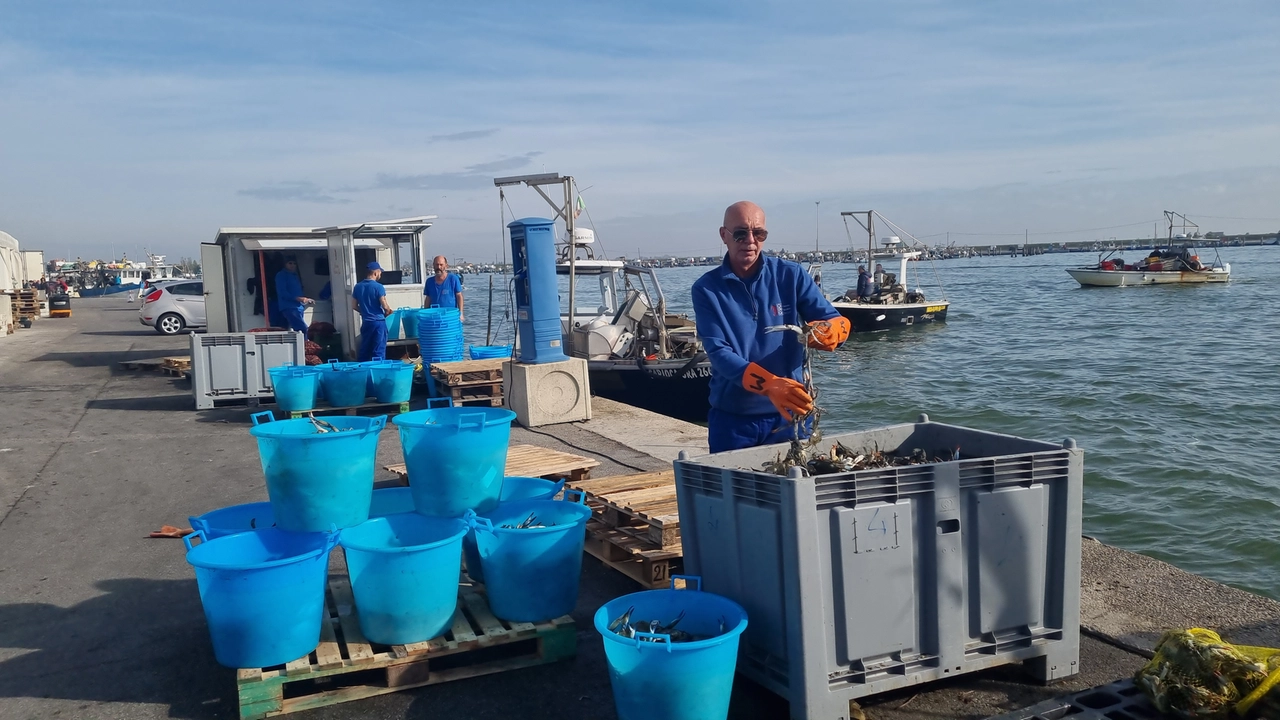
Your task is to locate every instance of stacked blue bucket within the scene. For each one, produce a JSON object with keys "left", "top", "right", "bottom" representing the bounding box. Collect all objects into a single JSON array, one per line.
[{"left": 417, "top": 307, "right": 464, "bottom": 363}]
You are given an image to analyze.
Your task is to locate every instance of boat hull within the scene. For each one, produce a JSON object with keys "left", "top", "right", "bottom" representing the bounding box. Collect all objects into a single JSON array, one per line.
[
  {"left": 78, "top": 283, "right": 138, "bottom": 297},
  {"left": 586, "top": 357, "right": 711, "bottom": 422},
  {"left": 831, "top": 301, "right": 949, "bottom": 334},
  {"left": 1066, "top": 267, "right": 1230, "bottom": 287}
]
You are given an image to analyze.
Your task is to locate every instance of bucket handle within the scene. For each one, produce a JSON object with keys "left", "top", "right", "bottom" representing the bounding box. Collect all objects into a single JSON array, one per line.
[
  {"left": 426, "top": 397, "right": 454, "bottom": 410},
  {"left": 188, "top": 516, "right": 208, "bottom": 536},
  {"left": 471, "top": 514, "right": 495, "bottom": 534},
  {"left": 327, "top": 358, "right": 339, "bottom": 366},
  {"left": 671, "top": 574, "right": 702, "bottom": 592},
  {"left": 562, "top": 488, "right": 586, "bottom": 506},
  {"left": 368, "top": 415, "right": 388, "bottom": 432},
  {"left": 457, "top": 412, "right": 487, "bottom": 431},
  {"left": 549, "top": 479, "right": 567, "bottom": 499},
  {"left": 323, "top": 525, "right": 341, "bottom": 551},
  {"left": 182, "top": 529, "right": 207, "bottom": 552},
  {"left": 250, "top": 411, "right": 275, "bottom": 426},
  {"left": 634, "top": 631, "right": 673, "bottom": 652}
]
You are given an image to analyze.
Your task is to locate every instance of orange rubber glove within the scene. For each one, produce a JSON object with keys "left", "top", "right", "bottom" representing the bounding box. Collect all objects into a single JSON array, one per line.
[
  {"left": 742, "top": 362, "right": 813, "bottom": 420},
  {"left": 807, "top": 317, "right": 850, "bottom": 351}
]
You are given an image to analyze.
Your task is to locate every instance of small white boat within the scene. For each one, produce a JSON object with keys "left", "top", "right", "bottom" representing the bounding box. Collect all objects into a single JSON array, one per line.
[{"left": 1066, "top": 211, "right": 1230, "bottom": 287}]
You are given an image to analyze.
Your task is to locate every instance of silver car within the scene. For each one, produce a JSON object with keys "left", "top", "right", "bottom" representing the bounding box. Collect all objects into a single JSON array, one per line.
[{"left": 139, "top": 279, "right": 207, "bottom": 335}]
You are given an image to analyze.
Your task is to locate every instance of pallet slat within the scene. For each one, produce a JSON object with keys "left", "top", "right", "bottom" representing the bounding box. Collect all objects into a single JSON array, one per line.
[
  {"left": 568, "top": 469, "right": 681, "bottom": 548},
  {"left": 383, "top": 444, "right": 598, "bottom": 485}
]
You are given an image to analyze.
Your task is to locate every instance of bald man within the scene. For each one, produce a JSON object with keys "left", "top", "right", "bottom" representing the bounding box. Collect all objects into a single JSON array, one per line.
[
  {"left": 423, "top": 255, "right": 464, "bottom": 321},
  {"left": 691, "top": 201, "right": 851, "bottom": 453}
]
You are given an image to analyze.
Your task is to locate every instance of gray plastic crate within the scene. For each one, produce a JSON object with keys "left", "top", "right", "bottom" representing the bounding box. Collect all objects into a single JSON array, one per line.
[
  {"left": 190, "top": 331, "right": 306, "bottom": 409},
  {"left": 985, "top": 679, "right": 1158, "bottom": 719},
  {"left": 673, "top": 414, "right": 1083, "bottom": 720}
]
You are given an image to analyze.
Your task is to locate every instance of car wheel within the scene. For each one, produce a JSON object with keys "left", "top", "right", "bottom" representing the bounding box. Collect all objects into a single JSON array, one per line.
[{"left": 156, "top": 313, "right": 186, "bottom": 335}]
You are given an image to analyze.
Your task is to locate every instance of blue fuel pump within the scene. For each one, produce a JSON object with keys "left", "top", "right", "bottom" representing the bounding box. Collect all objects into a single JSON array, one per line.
[{"left": 508, "top": 217, "right": 568, "bottom": 364}]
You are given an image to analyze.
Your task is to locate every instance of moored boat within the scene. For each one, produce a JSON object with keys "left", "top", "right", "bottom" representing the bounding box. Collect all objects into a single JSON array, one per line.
[{"left": 1066, "top": 212, "right": 1230, "bottom": 287}]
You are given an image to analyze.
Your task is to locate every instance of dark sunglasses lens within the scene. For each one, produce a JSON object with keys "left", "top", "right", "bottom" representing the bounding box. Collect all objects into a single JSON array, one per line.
[{"left": 732, "top": 228, "right": 767, "bottom": 243}]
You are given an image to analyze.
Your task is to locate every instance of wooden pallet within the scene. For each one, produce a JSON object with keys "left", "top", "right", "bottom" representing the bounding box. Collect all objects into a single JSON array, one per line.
[
  {"left": 583, "top": 520, "right": 683, "bottom": 589},
  {"left": 428, "top": 358, "right": 505, "bottom": 386},
  {"left": 284, "top": 400, "right": 410, "bottom": 420},
  {"left": 236, "top": 550, "right": 576, "bottom": 720},
  {"left": 442, "top": 380, "right": 503, "bottom": 408},
  {"left": 567, "top": 470, "right": 680, "bottom": 548},
  {"left": 384, "top": 443, "right": 599, "bottom": 485},
  {"left": 163, "top": 355, "right": 192, "bottom": 371}
]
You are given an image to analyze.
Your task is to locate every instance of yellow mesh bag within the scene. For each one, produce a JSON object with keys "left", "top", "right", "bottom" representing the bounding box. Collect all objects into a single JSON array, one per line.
[{"left": 1134, "top": 628, "right": 1280, "bottom": 719}]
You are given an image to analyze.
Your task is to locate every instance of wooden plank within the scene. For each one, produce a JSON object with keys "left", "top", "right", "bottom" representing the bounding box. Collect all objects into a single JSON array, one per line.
[
  {"left": 461, "top": 590, "right": 509, "bottom": 643},
  {"left": 315, "top": 616, "right": 344, "bottom": 670},
  {"left": 570, "top": 470, "right": 675, "bottom": 495},
  {"left": 285, "top": 655, "right": 313, "bottom": 677},
  {"left": 237, "top": 667, "right": 263, "bottom": 683},
  {"left": 448, "top": 604, "right": 477, "bottom": 645},
  {"left": 328, "top": 555, "right": 376, "bottom": 664}
]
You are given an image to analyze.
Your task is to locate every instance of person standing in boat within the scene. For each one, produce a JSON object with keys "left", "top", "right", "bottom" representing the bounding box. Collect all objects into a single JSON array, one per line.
[
  {"left": 422, "top": 255, "right": 464, "bottom": 322},
  {"left": 351, "top": 262, "right": 394, "bottom": 362},
  {"left": 856, "top": 265, "right": 872, "bottom": 301},
  {"left": 692, "top": 201, "right": 851, "bottom": 453}
]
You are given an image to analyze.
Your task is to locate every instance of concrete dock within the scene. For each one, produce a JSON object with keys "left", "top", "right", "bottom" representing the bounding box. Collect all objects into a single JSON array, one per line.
[{"left": 2, "top": 299, "right": 1277, "bottom": 719}]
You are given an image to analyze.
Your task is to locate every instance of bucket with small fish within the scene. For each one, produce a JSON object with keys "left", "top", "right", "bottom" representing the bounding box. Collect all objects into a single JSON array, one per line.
[
  {"left": 319, "top": 361, "right": 370, "bottom": 408},
  {"left": 249, "top": 411, "right": 386, "bottom": 532},
  {"left": 594, "top": 575, "right": 749, "bottom": 720},
  {"left": 472, "top": 491, "right": 593, "bottom": 622},
  {"left": 462, "top": 476, "right": 565, "bottom": 582},
  {"left": 393, "top": 398, "right": 516, "bottom": 517},
  {"left": 267, "top": 365, "right": 320, "bottom": 413}
]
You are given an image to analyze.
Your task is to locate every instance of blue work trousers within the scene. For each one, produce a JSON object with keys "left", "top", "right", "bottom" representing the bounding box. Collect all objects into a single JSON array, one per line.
[
  {"left": 707, "top": 408, "right": 812, "bottom": 454},
  {"left": 281, "top": 306, "right": 308, "bottom": 333},
  {"left": 359, "top": 318, "right": 388, "bottom": 362}
]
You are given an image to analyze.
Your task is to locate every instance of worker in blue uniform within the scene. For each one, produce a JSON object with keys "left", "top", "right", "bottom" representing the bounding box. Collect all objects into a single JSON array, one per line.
[
  {"left": 856, "top": 265, "right": 872, "bottom": 301},
  {"left": 274, "top": 257, "right": 313, "bottom": 333},
  {"left": 351, "top": 262, "right": 394, "bottom": 362},
  {"left": 692, "top": 201, "right": 852, "bottom": 453},
  {"left": 422, "top": 255, "right": 464, "bottom": 321}
]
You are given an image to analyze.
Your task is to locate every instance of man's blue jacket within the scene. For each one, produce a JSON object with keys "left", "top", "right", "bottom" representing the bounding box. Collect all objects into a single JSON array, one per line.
[
  {"left": 692, "top": 255, "right": 839, "bottom": 417},
  {"left": 275, "top": 269, "right": 304, "bottom": 313}
]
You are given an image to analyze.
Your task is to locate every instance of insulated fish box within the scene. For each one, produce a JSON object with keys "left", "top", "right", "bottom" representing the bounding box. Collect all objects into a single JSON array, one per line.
[
  {"left": 672, "top": 414, "right": 1082, "bottom": 720},
  {"left": 190, "top": 331, "right": 306, "bottom": 410}
]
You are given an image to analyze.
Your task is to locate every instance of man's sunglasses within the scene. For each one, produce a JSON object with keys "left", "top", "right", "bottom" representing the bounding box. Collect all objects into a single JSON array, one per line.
[{"left": 731, "top": 227, "right": 768, "bottom": 243}]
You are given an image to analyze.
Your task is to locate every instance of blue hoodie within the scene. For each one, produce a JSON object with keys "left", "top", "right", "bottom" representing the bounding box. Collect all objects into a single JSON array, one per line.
[{"left": 692, "top": 255, "right": 839, "bottom": 417}]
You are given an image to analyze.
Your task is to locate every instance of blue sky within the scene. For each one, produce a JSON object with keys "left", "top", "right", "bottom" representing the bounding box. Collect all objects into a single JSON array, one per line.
[{"left": 2, "top": 1, "right": 1279, "bottom": 262}]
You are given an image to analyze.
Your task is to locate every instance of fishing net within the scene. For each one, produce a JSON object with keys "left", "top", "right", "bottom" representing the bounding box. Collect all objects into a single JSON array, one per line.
[{"left": 1134, "top": 628, "right": 1280, "bottom": 719}]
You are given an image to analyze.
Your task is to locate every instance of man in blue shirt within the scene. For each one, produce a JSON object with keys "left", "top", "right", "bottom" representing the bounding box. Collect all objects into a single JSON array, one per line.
[
  {"left": 351, "top": 262, "right": 393, "bottom": 362},
  {"left": 856, "top": 265, "right": 872, "bottom": 301},
  {"left": 274, "top": 257, "right": 313, "bottom": 332},
  {"left": 692, "top": 201, "right": 851, "bottom": 453},
  {"left": 422, "top": 255, "right": 464, "bottom": 321}
]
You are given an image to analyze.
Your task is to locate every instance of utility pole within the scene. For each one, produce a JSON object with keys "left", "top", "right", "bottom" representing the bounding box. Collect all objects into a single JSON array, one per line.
[{"left": 814, "top": 201, "right": 821, "bottom": 254}]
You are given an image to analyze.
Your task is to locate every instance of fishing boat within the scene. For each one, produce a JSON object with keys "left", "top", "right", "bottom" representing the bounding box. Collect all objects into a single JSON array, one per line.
[
  {"left": 828, "top": 211, "right": 950, "bottom": 333},
  {"left": 557, "top": 228, "right": 710, "bottom": 422},
  {"left": 1066, "top": 212, "right": 1229, "bottom": 287},
  {"left": 77, "top": 254, "right": 181, "bottom": 296}
]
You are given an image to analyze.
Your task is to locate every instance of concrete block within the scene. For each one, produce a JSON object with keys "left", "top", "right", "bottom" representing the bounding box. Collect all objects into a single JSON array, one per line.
[{"left": 503, "top": 357, "right": 591, "bottom": 428}]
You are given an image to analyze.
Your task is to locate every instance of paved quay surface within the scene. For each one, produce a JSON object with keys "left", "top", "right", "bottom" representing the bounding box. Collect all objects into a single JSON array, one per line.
[{"left": 1, "top": 299, "right": 1273, "bottom": 719}]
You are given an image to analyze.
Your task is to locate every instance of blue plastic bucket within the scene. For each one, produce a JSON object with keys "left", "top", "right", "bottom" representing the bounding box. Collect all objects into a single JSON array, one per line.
[
  {"left": 189, "top": 501, "right": 276, "bottom": 539},
  {"left": 400, "top": 308, "right": 421, "bottom": 339},
  {"left": 392, "top": 399, "right": 516, "bottom": 517},
  {"left": 595, "top": 576, "right": 749, "bottom": 720},
  {"left": 249, "top": 412, "right": 386, "bottom": 532},
  {"left": 184, "top": 528, "right": 338, "bottom": 669},
  {"left": 462, "top": 477, "right": 565, "bottom": 583},
  {"left": 385, "top": 309, "right": 403, "bottom": 340},
  {"left": 340, "top": 513, "right": 470, "bottom": 644},
  {"left": 368, "top": 487, "right": 415, "bottom": 517},
  {"left": 370, "top": 362, "right": 414, "bottom": 403},
  {"left": 469, "top": 345, "right": 513, "bottom": 360},
  {"left": 319, "top": 362, "right": 368, "bottom": 408},
  {"left": 268, "top": 366, "right": 319, "bottom": 413},
  {"left": 472, "top": 493, "right": 593, "bottom": 622}
]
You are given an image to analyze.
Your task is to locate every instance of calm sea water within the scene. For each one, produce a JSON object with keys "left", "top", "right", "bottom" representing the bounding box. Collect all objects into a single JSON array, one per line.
[{"left": 462, "top": 247, "right": 1280, "bottom": 599}]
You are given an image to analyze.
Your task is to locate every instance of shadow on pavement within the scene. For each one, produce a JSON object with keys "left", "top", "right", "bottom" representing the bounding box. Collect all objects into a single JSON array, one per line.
[
  {"left": 80, "top": 330, "right": 161, "bottom": 337},
  {"left": 86, "top": 395, "right": 195, "bottom": 412},
  {"left": 0, "top": 578, "right": 230, "bottom": 720},
  {"left": 32, "top": 349, "right": 174, "bottom": 368}
]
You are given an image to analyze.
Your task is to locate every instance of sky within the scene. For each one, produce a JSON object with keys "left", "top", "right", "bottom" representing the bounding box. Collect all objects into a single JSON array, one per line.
[{"left": 2, "top": 1, "right": 1279, "bottom": 263}]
